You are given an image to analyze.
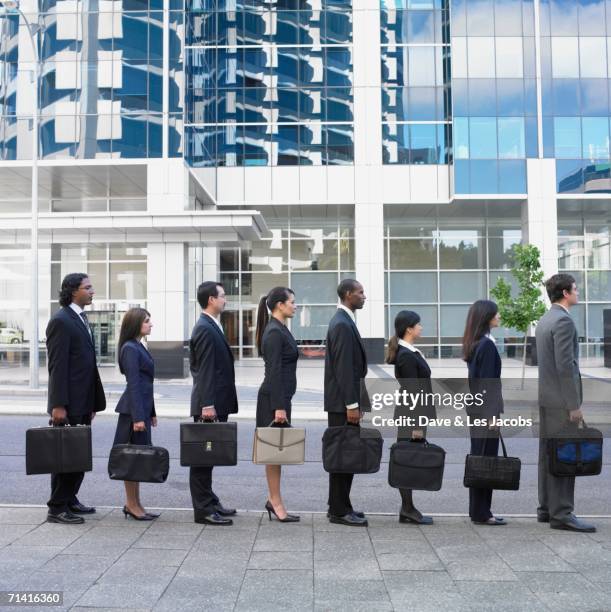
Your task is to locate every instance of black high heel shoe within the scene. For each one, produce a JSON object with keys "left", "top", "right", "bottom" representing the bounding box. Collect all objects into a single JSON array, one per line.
[
  {"left": 123, "top": 506, "right": 155, "bottom": 521},
  {"left": 265, "top": 501, "right": 300, "bottom": 523},
  {"left": 144, "top": 511, "right": 160, "bottom": 519}
]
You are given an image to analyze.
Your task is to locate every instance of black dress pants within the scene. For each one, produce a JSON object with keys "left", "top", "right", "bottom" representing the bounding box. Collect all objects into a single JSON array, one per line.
[
  {"left": 189, "top": 414, "right": 228, "bottom": 518},
  {"left": 468, "top": 424, "right": 500, "bottom": 522},
  {"left": 327, "top": 412, "right": 355, "bottom": 517},
  {"left": 47, "top": 413, "right": 91, "bottom": 515}
]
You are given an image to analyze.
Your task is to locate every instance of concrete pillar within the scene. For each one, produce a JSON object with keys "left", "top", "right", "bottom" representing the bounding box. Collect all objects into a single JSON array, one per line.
[
  {"left": 146, "top": 158, "right": 190, "bottom": 376},
  {"left": 147, "top": 158, "right": 189, "bottom": 212},
  {"left": 524, "top": 158, "right": 558, "bottom": 289},
  {"left": 352, "top": 0, "right": 385, "bottom": 363}
]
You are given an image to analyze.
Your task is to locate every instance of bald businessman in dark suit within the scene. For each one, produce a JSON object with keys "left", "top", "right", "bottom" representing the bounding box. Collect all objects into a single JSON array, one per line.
[{"left": 324, "top": 278, "right": 370, "bottom": 526}]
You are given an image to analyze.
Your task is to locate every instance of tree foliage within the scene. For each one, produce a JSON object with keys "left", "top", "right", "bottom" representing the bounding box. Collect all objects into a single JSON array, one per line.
[{"left": 490, "top": 244, "right": 546, "bottom": 334}]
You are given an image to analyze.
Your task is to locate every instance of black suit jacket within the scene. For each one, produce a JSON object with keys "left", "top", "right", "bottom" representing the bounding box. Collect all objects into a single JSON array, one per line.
[
  {"left": 393, "top": 345, "right": 436, "bottom": 420},
  {"left": 46, "top": 306, "right": 106, "bottom": 416},
  {"left": 258, "top": 317, "right": 299, "bottom": 411},
  {"left": 189, "top": 313, "right": 238, "bottom": 417},
  {"left": 324, "top": 308, "right": 369, "bottom": 413},
  {"left": 467, "top": 336, "right": 504, "bottom": 417}
]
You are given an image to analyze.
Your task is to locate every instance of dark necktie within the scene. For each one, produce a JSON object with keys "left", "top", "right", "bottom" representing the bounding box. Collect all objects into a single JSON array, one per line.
[{"left": 80, "top": 312, "right": 91, "bottom": 335}]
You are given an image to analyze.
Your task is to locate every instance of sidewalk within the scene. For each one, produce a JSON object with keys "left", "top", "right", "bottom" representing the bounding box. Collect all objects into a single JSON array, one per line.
[{"left": 0, "top": 507, "right": 610, "bottom": 611}]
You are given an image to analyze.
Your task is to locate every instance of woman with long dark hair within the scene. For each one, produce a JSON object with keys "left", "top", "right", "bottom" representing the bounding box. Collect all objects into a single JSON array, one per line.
[
  {"left": 462, "top": 299, "right": 506, "bottom": 526},
  {"left": 113, "top": 307, "right": 159, "bottom": 521},
  {"left": 255, "top": 287, "right": 300, "bottom": 523},
  {"left": 387, "top": 310, "right": 436, "bottom": 524}
]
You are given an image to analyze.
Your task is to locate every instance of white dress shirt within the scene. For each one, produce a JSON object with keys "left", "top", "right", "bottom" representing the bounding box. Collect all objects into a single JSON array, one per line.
[
  {"left": 398, "top": 338, "right": 421, "bottom": 354},
  {"left": 337, "top": 305, "right": 359, "bottom": 410},
  {"left": 337, "top": 304, "right": 356, "bottom": 322},
  {"left": 69, "top": 302, "right": 91, "bottom": 336},
  {"left": 203, "top": 311, "right": 224, "bottom": 333}
]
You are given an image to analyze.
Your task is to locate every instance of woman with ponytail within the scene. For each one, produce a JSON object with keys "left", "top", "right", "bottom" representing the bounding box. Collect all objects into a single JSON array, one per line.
[
  {"left": 255, "top": 287, "right": 300, "bottom": 522},
  {"left": 386, "top": 310, "right": 436, "bottom": 525}
]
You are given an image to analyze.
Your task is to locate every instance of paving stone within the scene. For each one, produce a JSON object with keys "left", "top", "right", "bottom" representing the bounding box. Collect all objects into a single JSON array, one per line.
[
  {"left": 40, "top": 554, "right": 116, "bottom": 581},
  {"left": 13, "top": 521, "right": 94, "bottom": 547},
  {"left": 443, "top": 556, "right": 518, "bottom": 582},
  {"left": 75, "top": 581, "right": 168, "bottom": 608},
  {"left": 376, "top": 551, "right": 444, "bottom": 571},
  {"left": 382, "top": 570, "right": 455, "bottom": 591},
  {"left": 492, "top": 541, "right": 575, "bottom": 572},
  {"left": 116, "top": 547, "right": 189, "bottom": 567},
  {"left": 0, "top": 545, "right": 64, "bottom": 572},
  {"left": 249, "top": 551, "right": 313, "bottom": 570},
  {"left": 314, "top": 558, "right": 382, "bottom": 581},
  {"left": 455, "top": 580, "right": 545, "bottom": 611},
  {"left": 254, "top": 528, "right": 314, "bottom": 553},
  {"left": 315, "top": 600, "right": 393, "bottom": 612},
  {"left": 132, "top": 532, "right": 201, "bottom": 550},
  {"left": 314, "top": 578, "right": 389, "bottom": 602},
  {"left": 236, "top": 569, "right": 313, "bottom": 609},
  {"left": 97, "top": 562, "right": 177, "bottom": 586},
  {"left": 143, "top": 521, "right": 204, "bottom": 536},
  {"left": 0, "top": 507, "right": 49, "bottom": 524},
  {"left": 0, "top": 523, "right": 38, "bottom": 547}
]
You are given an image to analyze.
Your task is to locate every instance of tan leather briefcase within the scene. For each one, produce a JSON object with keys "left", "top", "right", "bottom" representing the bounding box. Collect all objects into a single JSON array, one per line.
[{"left": 252, "top": 425, "right": 306, "bottom": 465}]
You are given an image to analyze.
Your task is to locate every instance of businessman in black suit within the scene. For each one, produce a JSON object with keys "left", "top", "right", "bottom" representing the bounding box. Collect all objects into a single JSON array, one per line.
[
  {"left": 46, "top": 273, "right": 106, "bottom": 524},
  {"left": 324, "top": 278, "right": 369, "bottom": 526},
  {"left": 189, "top": 281, "right": 238, "bottom": 525}
]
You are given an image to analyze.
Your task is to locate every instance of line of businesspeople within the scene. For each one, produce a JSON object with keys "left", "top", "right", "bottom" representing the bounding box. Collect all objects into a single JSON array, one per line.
[{"left": 44, "top": 272, "right": 596, "bottom": 533}]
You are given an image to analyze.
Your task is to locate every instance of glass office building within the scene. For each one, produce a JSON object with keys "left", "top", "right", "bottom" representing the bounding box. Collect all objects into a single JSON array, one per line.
[{"left": 1, "top": 0, "right": 611, "bottom": 380}]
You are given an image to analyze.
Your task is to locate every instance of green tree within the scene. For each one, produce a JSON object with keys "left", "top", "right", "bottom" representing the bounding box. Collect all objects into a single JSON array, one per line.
[{"left": 490, "top": 243, "right": 547, "bottom": 387}]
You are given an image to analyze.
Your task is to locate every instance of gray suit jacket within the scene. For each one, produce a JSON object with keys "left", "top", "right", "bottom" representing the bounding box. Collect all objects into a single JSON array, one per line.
[{"left": 536, "top": 304, "right": 582, "bottom": 411}]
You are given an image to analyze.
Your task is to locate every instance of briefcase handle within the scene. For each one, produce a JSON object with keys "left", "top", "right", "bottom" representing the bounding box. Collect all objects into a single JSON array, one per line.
[
  {"left": 482, "top": 429, "right": 509, "bottom": 458},
  {"left": 196, "top": 416, "right": 219, "bottom": 423},
  {"left": 269, "top": 420, "right": 290, "bottom": 428}
]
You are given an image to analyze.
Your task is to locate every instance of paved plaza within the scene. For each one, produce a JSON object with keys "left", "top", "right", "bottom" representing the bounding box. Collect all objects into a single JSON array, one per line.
[{"left": 0, "top": 507, "right": 610, "bottom": 611}]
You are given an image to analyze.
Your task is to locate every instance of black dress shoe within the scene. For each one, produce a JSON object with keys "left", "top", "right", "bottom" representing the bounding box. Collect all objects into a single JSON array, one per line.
[
  {"left": 399, "top": 510, "right": 433, "bottom": 525},
  {"left": 328, "top": 512, "right": 368, "bottom": 527},
  {"left": 214, "top": 504, "right": 237, "bottom": 516},
  {"left": 537, "top": 512, "right": 550, "bottom": 523},
  {"left": 326, "top": 510, "right": 365, "bottom": 519},
  {"left": 195, "top": 512, "right": 233, "bottom": 526},
  {"left": 47, "top": 511, "right": 84, "bottom": 525},
  {"left": 550, "top": 517, "right": 596, "bottom": 533},
  {"left": 68, "top": 502, "right": 96, "bottom": 514}
]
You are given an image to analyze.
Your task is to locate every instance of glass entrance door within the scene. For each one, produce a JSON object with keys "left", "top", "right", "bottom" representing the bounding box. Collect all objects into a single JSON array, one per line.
[{"left": 87, "top": 309, "right": 117, "bottom": 365}]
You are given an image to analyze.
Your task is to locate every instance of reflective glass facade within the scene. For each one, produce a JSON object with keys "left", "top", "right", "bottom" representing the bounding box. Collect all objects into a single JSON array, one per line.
[
  {"left": 450, "top": 0, "right": 536, "bottom": 194},
  {"left": 185, "top": 0, "right": 354, "bottom": 166},
  {"left": 540, "top": 0, "right": 611, "bottom": 193},
  {"left": 381, "top": 0, "right": 451, "bottom": 165},
  {"left": 0, "top": 0, "right": 183, "bottom": 160}
]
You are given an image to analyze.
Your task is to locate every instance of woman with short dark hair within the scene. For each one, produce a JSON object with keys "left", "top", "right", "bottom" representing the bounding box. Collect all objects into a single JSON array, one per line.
[
  {"left": 255, "top": 287, "right": 300, "bottom": 523},
  {"left": 462, "top": 299, "right": 506, "bottom": 526},
  {"left": 113, "top": 307, "right": 159, "bottom": 521}
]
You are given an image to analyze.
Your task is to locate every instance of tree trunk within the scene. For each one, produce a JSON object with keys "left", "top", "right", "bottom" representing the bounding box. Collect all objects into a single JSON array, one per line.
[{"left": 521, "top": 327, "right": 529, "bottom": 390}]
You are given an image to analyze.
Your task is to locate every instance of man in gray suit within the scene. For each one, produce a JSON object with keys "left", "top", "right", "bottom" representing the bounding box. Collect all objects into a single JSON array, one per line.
[{"left": 536, "top": 273, "right": 596, "bottom": 533}]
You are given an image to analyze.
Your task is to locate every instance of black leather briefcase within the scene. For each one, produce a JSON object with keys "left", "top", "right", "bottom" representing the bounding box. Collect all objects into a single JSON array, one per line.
[
  {"left": 463, "top": 431, "right": 521, "bottom": 490},
  {"left": 322, "top": 425, "right": 383, "bottom": 474},
  {"left": 108, "top": 445, "right": 170, "bottom": 483},
  {"left": 388, "top": 439, "right": 446, "bottom": 491},
  {"left": 26, "top": 425, "right": 92, "bottom": 475},
  {"left": 180, "top": 421, "right": 238, "bottom": 467},
  {"left": 548, "top": 421, "right": 603, "bottom": 477}
]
